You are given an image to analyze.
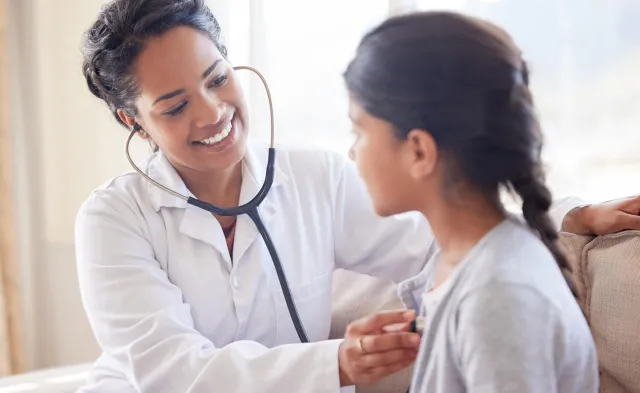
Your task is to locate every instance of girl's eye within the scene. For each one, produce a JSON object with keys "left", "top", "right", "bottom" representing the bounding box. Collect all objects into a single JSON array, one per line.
[{"left": 165, "top": 102, "right": 187, "bottom": 117}]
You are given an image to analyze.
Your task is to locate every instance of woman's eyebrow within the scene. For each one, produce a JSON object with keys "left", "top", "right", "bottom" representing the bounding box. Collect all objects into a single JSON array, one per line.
[{"left": 152, "top": 59, "right": 224, "bottom": 106}]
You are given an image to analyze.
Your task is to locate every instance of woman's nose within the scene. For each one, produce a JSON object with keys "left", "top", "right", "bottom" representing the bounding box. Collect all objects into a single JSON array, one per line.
[{"left": 194, "top": 94, "right": 225, "bottom": 128}]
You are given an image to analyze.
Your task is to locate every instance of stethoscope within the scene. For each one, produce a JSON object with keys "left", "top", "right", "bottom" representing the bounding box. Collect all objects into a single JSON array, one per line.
[{"left": 124, "top": 66, "right": 309, "bottom": 344}]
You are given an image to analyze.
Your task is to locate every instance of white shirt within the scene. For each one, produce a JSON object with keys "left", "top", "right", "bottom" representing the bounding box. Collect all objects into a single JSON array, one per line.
[{"left": 74, "top": 142, "right": 438, "bottom": 393}]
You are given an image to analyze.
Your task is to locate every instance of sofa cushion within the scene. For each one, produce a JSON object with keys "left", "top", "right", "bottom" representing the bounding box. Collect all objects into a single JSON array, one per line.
[{"left": 560, "top": 231, "right": 640, "bottom": 393}]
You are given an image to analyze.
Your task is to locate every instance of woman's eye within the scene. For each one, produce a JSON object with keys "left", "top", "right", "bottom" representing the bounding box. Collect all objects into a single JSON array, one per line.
[
  {"left": 209, "top": 74, "right": 228, "bottom": 88},
  {"left": 165, "top": 102, "right": 187, "bottom": 117}
]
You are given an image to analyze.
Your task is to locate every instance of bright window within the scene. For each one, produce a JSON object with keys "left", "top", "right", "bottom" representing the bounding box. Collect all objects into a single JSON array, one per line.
[
  {"left": 415, "top": 0, "right": 640, "bottom": 202},
  {"left": 213, "top": 0, "right": 640, "bottom": 202},
  {"left": 211, "top": 0, "right": 390, "bottom": 153}
]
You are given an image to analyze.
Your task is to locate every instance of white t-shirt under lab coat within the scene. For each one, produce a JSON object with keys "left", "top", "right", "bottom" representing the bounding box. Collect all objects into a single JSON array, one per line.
[{"left": 74, "top": 142, "right": 581, "bottom": 393}]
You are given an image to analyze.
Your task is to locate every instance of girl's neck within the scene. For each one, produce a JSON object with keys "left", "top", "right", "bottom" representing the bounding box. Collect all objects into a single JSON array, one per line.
[{"left": 420, "top": 189, "right": 506, "bottom": 269}]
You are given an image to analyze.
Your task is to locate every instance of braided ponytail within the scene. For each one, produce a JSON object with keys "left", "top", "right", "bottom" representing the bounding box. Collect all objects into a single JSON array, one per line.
[
  {"left": 511, "top": 176, "right": 575, "bottom": 291},
  {"left": 508, "top": 66, "right": 575, "bottom": 293}
]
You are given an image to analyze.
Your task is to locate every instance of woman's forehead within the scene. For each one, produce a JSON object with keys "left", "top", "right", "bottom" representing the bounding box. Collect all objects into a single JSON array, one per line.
[{"left": 133, "top": 27, "right": 224, "bottom": 101}]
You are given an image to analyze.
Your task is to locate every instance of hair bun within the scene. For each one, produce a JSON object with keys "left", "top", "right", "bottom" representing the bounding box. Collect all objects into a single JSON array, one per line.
[{"left": 84, "top": 67, "right": 104, "bottom": 100}]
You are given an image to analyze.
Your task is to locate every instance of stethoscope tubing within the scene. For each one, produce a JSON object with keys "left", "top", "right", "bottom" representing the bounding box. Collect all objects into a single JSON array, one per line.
[{"left": 124, "top": 65, "right": 310, "bottom": 343}]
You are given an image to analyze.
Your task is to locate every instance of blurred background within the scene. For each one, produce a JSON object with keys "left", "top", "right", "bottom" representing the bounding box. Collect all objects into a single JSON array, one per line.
[{"left": 0, "top": 0, "right": 639, "bottom": 390}]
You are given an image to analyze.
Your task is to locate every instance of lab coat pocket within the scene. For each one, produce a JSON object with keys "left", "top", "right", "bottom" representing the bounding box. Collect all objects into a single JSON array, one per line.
[{"left": 272, "top": 269, "right": 333, "bottom": 344}]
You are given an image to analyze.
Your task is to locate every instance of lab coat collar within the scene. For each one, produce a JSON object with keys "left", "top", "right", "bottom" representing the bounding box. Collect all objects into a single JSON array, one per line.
[
  {"left": 145, "top": 141, "right": 288, "bottom": 212},
  {"left": 144, "top": 142, "right": 288, "bottom": 268}
]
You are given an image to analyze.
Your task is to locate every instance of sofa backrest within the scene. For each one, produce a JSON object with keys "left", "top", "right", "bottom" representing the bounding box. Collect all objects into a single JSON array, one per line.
[{"left": 560, "top": 231, "right": 640, "bottom": 393}]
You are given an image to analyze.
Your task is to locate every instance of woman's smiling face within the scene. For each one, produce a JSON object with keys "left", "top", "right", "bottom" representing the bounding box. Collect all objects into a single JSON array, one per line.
[{"left": 119, "top": 26, "right": 250, "bottom": 175}]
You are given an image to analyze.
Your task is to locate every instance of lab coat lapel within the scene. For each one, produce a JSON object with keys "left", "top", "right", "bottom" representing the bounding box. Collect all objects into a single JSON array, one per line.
[
  {"left": 232, "top": 143, "right": 287, "bottom": 264},
  {"left": 146, "top": 151, "right": 189, "bottom": 211},
  {"left": 146, "top": 151, "right": 233, "bottom": 268},
  {"left": 179, "top": 205, "right": 232, "bottom": 269},
  {"left": 144, "top": 144, "right": 286, "bottom": 268}
]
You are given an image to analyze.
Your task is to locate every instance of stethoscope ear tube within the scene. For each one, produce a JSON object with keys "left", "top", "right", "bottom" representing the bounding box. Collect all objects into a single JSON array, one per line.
[
  {"left": 185, "top": 148, "right": 276, "bottom": 216},
  {"left": 125, "top": 67, "right": 311, "bottom": 344}
]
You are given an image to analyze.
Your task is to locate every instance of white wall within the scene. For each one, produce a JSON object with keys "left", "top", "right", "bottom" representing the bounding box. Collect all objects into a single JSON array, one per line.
[{"left": 9, "top": 0, "right": 148, "bottom": 370}]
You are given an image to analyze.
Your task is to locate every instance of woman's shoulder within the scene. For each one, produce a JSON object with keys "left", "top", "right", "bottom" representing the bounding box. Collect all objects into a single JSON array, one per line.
[{"left": 76, "top": 154, "right": 160, "bottom": 225}]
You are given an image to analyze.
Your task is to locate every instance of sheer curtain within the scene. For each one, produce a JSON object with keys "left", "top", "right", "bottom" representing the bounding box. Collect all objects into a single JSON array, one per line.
[
  {"left": 209, "top": 0, "right": 392, "bottom": 154},
  {"left": 211, "top": 0, "right": 640, "bottom": 203},
  {"left": 413, "top": 0, "right": 640, "bottom": 202},
  {"left": 0, "top": 0, "right": 25, "bottom": 376}
]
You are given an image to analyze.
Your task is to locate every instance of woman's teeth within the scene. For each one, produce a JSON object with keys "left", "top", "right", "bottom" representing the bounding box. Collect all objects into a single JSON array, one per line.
[{"left": 199, "top": 122, "right": 232, "bottom": 145}]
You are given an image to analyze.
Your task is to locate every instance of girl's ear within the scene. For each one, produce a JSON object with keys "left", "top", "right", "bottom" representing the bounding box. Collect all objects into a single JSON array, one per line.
[{"left": 406, "top": 129, "right": 438, "bottom": 180}]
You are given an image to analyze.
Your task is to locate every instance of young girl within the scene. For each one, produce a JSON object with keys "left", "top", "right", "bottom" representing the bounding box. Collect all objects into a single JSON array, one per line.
[{"left": 343, "top": 12, "right": 599, "bottom": 393}]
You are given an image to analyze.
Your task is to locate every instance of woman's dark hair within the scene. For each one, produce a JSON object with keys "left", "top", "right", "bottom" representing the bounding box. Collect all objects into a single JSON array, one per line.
[
  {"left": 344, "top": 12, "right": 572, "bottom": 283},
  {"left": 81, "top": 0, "right": 226, "bottom": 128}
]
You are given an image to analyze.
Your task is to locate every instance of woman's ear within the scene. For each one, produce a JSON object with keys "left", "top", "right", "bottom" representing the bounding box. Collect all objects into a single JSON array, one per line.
[
  {"left": 117, "top": 108, "right": 135, "bottom": 129},
  {"left": 117, "top": 109, "right": 149, "bottom": 139},
  {"left": 406, "top": 129, "right": 438, "bottom": 180}
]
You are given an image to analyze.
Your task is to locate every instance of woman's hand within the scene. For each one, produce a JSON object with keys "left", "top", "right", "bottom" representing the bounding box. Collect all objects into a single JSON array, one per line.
[
  {"left": 338, "top": 310, "right": 421, "bottom": 387},
  {"left": 562, "top": 196, "right": 640, "bottom": 235}
]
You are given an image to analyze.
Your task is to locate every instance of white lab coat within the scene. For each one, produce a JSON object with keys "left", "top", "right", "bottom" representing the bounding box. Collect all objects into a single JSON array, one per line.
[{"left": 75, "top": 142, "right": 438, "bottom": 393}]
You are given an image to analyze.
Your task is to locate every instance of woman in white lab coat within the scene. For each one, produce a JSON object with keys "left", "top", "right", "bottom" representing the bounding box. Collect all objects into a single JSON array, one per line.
[
  {"left": 77, "top": 1, "right": 427, "bottom": 392},
  {"left": 76, "top": 0, "right": 640, "bottom": 392}
]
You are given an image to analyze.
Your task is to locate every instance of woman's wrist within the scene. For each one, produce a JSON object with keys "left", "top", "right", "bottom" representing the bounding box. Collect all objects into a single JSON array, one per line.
[
  {"left": 339, "top": 365, "right": 354, "bottom": 387},
  {"left": 561, "top": 204, "right": 593, "bottom": 235}
]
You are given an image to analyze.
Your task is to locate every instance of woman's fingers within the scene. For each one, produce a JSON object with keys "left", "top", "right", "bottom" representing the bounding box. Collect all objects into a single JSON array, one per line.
[
  {"left": 364, "top": 358, "right": 416, "bottom": 383},
  {"left": 346, "top": 309, "right": 415, "bottom": 335},
  {"left": 613, "top": 211, "right": 640, "bottom": 232},
  {"left": 339, "top": 310, "right": 421, "bottom": 387},
  {"left": 381, "top": 321, "right": 412, "bottom": 333},
  {"left": 359, "top": 331, "right": 421, "bottom": 353},
  {"left": 357, "top": 348, "right": 418, "bottom": 369}
]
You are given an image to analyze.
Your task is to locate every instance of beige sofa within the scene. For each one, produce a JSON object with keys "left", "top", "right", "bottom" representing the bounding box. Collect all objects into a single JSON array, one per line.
[{"left": 559, "top": 231, "right": 640, "bottom": 393}]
